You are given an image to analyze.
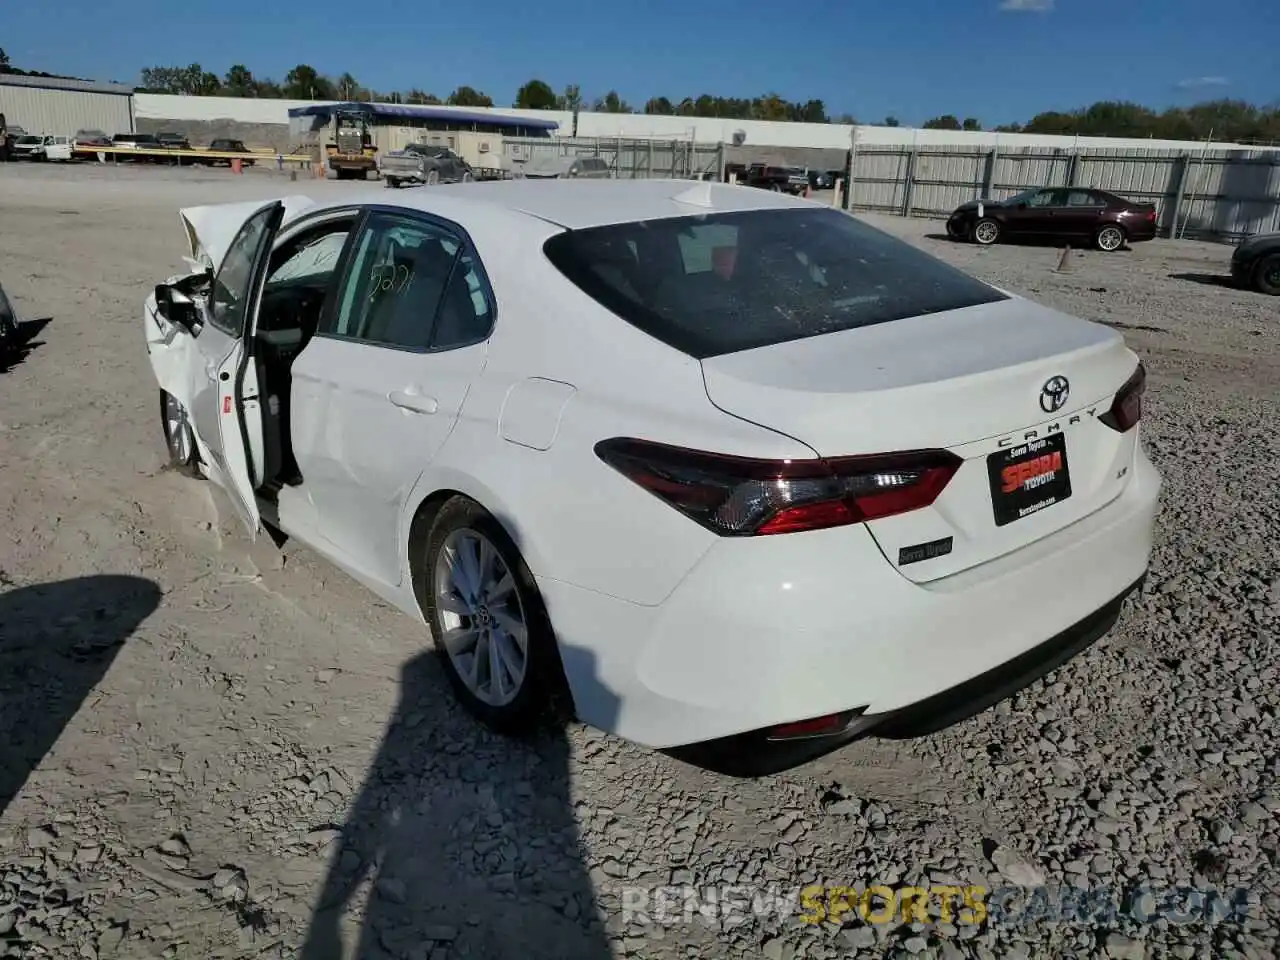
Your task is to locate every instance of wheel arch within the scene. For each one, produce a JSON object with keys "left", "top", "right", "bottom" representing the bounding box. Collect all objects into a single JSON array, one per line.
[{"left": 401, "top": 470, "right": 552, "bottom": 613}]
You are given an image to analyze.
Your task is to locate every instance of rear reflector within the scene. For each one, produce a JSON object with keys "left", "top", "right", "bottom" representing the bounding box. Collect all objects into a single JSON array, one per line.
[
  {"left": 1099, "top": 362, "right": 1146, "bottom": 433},
  {"left": 766, "top": 710, "right": 864, "bottom": 740},
  {"left": 595, "top": 438, "right": 962, "bottom": 536}
]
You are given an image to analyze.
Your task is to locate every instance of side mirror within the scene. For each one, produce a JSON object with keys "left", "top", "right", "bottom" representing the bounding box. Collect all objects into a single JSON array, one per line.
[{"left": 154, "top": 283, "right": 202, "bottom": 333}]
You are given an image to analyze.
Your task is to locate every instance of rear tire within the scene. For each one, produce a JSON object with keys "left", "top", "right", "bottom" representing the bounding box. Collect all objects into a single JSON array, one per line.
[
  {"left": 384, "top": 177, "right": 399, "bottom": 189},
  {"left": 419, "top": 497, "right": 568, "bottom": 735},
  {"left": 972, "top": 218, "right": 1001, "bottom": 245},
  {"left": 1254, "top": 253, "right": 1280, "bottom": 296},
  {"left": 1095, "top": 224, "right": 1126, "bottom": 252}
]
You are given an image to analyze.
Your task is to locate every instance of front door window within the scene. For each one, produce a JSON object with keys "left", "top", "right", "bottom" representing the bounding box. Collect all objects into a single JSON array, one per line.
[{"left": 209, "top": 204, "right": 281, "bottom": 337}]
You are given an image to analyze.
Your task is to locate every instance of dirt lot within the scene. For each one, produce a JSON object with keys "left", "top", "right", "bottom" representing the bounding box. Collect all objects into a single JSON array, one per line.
[{"left": 1, "top": 163, "right": 1278, "bottom": 960}]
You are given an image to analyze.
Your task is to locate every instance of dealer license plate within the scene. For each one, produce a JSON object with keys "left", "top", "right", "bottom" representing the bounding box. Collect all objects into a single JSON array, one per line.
[{"left": 987, "top": 433, "right": 1072, "bottom": 527}]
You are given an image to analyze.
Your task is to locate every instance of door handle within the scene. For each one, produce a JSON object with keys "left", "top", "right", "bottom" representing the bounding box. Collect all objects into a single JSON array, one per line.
[{"left": 388, "top": 389, "right": 438, "bottom": 414}]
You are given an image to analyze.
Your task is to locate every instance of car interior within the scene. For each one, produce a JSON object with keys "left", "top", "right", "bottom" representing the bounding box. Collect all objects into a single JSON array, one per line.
[
  {"left": 252, "top": 217, "right": 357, "bottom": 488},
  {"left": 246, "top": 214, "right": 488, "bottom": 492}
]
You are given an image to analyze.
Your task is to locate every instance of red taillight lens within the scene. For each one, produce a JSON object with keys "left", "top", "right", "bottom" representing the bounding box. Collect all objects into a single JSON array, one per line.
[
  {"left": 594, "top": 438, "right": 962, "bottom": 536},
  {"left": 1099, "top": 363, "right": 1146, "bottom": 432},
  {"left": 1147, "top": 210, "right": 1157, "bottom": 222},
  {"left": 766, "top": 711, "right": 861, "bottom": 740}
]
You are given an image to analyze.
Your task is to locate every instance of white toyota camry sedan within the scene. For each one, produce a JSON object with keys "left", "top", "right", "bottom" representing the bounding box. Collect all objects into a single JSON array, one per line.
[{"left": 143, "top": 179, "right": 1160, "bottom": 775}]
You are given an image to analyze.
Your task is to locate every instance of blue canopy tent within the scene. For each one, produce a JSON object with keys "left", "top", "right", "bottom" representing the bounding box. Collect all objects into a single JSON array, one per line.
[{"left": 287, "top": 101, "right": 558, "bottom": 139}]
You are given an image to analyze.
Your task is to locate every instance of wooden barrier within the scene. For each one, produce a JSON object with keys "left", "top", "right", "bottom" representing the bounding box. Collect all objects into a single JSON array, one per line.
[{"left": 75, "top": 145, "right": 313, "bottom": 164}]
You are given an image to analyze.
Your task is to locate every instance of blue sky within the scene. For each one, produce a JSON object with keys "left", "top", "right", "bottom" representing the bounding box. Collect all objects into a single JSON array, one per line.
[{"left": 4, "top": 0, "right": 1276, "bottom": 125}]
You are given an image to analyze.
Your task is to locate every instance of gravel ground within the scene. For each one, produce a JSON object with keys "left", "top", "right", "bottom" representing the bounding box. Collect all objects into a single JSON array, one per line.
[{"left": 1, "top": 163, "right": 1278, "bottom": 960}]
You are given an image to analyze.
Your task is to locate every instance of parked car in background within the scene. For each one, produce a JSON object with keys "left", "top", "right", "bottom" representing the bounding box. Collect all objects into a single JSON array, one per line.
[
  {"left": 380, "top": 144, "right": 475, "bottom": 187},
  {"left": 742, "top": 163, "right": 809, "bottom": 195},
  {"left": 143, "top": 179, "right": 1159, "bottom": 775},
  {"left": 517, "top": 155, "right": 613, "bottom": 179},
  {"left": 807, "top": 169, "right": 832, "bottom": 190},
  {"left": 156, "top": 132, "right": 192, "bottom": 151},
  {"left": 112, "top": 132, "right": 164, "bottom": 162},
  {"left": 31, "top": 135, "right": 73, "bottom": 161},
  {"left": 204, "top": 139, "right": 256, "bottom": 166},
  {"left": 9, "top": 135, "right": 46, "bottom": 160},
  {"left": 74, "top": 129, "right": 111, "bottom": 146},
  {"left": 946, "top": 187, "right": 1157, "bottom": 251},
  {"left": 72, "top": 129, "right": 112, "bottom": 160},
  {"left": 2, "top": 122, "right": 28, "bottom": 161},
  {"left": 1230, "top": 232, "right": 1280, "bottom": 296}
]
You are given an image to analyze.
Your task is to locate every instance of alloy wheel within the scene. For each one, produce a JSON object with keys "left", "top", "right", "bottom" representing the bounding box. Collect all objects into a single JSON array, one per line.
[
  {"left": 1098, "top": 226, "right": 1124, "bottom": 251},
  {"left": 974, "top": 221, "right": 999, "bottom": 244},
  {"left": 432, "top": 528, "right": 529, "bottom": 707}
]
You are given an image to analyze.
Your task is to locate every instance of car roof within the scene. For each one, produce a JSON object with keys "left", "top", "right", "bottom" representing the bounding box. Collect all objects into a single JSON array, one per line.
[{"left": 303, "top": 178, "right": 813, "bottom": 230}]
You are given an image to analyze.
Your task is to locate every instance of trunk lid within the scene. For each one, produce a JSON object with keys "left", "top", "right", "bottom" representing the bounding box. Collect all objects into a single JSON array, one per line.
[{"left": 700, "top": 296, "right": 1142, "bottom": 582}]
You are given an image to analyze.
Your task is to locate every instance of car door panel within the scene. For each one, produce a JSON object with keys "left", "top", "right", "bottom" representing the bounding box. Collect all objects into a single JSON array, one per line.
[
  {"left": 1003, "top": 190, "right": 1060, "bottom": 236},
  {"left": 291, "top": 338, "right": 486, "bottom": 583},
  {"left": 1059, "top": 190, "right": 1107, "bottom": 236},
  {"left": 289, "top": 211, "right": 495, "bottom": 587},
  {"left": 185, "top": 200, "right": 286, "bottom": 536}
]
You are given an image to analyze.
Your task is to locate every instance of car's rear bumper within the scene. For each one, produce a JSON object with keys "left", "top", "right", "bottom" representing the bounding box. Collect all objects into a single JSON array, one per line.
[
  {"left": 540, "top": 440, "right": 1161, "bottom": 763},
  {"left": 1125, "top": 221, "right": 1158, "bottom": 242},
  {"left": 668, "top": 571, "right": 1146, "bottom": 776}
]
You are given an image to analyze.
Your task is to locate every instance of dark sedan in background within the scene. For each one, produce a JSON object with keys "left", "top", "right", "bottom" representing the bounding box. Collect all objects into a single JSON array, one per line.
[
  {"left": 1230, "top": 232, "right": 1280, "bottom": 296},
  {"left": 946, "top": 187, "right": 1158, "bottom": 251}
]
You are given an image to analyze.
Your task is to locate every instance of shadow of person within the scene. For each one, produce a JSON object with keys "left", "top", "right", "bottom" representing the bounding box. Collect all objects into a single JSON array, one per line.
[
  {"left": 0, "top": 575, "right": 163, "bottom": 815},
  {"left": 300, "top": 647, "right": 616, "bottom": 960}
]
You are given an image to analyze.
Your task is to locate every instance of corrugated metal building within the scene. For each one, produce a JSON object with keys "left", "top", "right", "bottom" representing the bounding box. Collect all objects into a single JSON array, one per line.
[{"left": 0, "top": 74, "right": 134, "bottom": 137}]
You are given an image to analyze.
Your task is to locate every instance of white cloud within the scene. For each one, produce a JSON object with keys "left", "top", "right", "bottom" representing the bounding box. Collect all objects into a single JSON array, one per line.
[
  {"left": 1176, "top": 76, "right": 1229, "bottom": 89},
  {"left": 1000, "top": 0, "right": 1054, "bottom": 10}
]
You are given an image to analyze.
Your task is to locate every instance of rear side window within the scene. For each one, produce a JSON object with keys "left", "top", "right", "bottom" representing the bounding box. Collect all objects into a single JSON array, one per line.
[
  {"left": 543, "top": 207, "right": 1009, "bottom": 358},
  {"left": 1066, "top": 190, "right": 1105, "bottom": 207}
]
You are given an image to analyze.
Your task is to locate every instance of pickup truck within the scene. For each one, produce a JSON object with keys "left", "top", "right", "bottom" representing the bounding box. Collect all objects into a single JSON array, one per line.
[
  {"left": 17, "top": 135, "right": 73, "bottom": 162},
  {"left": 379, "top": 144, "right": 474, "bottom": 187},
  {"left": 741, "top": 163, "right": 810, "bottom": 195}
]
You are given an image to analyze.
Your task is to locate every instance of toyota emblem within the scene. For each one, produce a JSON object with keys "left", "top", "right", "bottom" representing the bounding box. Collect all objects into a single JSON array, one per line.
[{"left": 1039, "top": 375, "right": 1070, "bottom": 413}]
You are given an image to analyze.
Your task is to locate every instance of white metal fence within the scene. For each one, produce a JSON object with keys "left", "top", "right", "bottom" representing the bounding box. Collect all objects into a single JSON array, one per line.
[{"left": 843, "top": 145, "right": 1280, "bottom": 241}]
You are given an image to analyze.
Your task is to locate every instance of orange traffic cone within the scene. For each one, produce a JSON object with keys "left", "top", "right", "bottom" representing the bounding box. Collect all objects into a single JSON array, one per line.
[{"left": 231, "top": 158, "right": 243, "bottom": 175}]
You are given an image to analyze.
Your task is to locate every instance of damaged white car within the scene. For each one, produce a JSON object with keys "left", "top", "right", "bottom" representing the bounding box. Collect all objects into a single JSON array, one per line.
[{"left": 144, "top": 181, "right": 1159, "bottom": 776}]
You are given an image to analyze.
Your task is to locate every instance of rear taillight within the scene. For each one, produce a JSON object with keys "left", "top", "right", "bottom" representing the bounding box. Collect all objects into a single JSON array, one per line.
[
  {"left": 594, "top": 438, "right": 962, "bottom": 536},
  {"left": 1099, "top": 363, "right": 1146, "bottom": 433}
]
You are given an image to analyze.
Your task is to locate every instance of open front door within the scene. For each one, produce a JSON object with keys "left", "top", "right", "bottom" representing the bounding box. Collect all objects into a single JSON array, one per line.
[{"left": 194, "top": 200, "right": 287, "bottom": 538}]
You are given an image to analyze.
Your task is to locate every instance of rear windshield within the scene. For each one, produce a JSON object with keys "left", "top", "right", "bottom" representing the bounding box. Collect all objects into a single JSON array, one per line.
[{"left": 542, "top": 207, "right": 1009, "bottom": 358}]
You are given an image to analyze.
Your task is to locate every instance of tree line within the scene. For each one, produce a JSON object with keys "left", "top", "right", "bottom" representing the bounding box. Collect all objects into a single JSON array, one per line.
[
  {"left": 133, "top": 64, "right": 840, "bottom": 124},
  {"left": 8, "top": 49, "right": 1280, "bottom": 144}
]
